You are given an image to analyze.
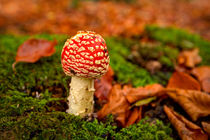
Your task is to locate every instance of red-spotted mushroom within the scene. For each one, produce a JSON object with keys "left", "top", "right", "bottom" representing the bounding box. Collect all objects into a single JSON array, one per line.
[{"left": 61, "top": 31, "right": 110, "bottom": 117}]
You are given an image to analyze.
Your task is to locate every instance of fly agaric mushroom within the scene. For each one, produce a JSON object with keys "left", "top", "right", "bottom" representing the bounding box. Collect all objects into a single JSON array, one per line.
[{"left": 61, "top": 31, "right": 110, "bottom": 117}]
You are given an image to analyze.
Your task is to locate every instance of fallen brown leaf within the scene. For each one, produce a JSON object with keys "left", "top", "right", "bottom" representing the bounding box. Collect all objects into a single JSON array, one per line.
[
  {"left": 178, "top": 48, "right": 202, "bottom": 68},
  {"left": 125, "top": 107, "right": 142, "bottom": 127},
  {"left": 164, "top": 105, "right": 208, "bottom": 140},
  {"left": 94, "top": 67, "right": 114, "bottom": 101},
  {"left": 97, "top": 83, "right": 162, "bottom": 127},
  {"left": 165, "top": 88, "right": 210, "bottom": 121},
  {"left": 191, "top": 66, "right": 210, "bottom": 93},
  {"left": 125, "top": 83, "right": 164, "bottom": 104},
  {"left": 167, "top": 71, "right": 201, "bottom": 90},
  {"left": 13, "top": 39, "right": 57, "bottom": 70},
  {"left": 202, "top": 122, "right": 210, "bottom": 137},
  {"left": 97, "top": 84, "right": 130, "bottom": 127},
  {"left": 174, "top": 65, "right": 190, "bottom": 73}
]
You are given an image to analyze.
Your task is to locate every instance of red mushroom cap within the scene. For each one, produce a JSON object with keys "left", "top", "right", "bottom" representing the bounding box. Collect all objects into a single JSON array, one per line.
[{"left": 61, "top": 31, "right": 110, "bottom": 78}]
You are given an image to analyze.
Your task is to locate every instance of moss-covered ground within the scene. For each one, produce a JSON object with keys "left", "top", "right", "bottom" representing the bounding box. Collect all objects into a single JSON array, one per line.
[{"left": 0, "top": 25, "right": 210, "bottom": 139}]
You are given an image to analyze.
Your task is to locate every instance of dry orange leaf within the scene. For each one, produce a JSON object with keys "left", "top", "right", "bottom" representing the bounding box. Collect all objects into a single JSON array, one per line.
[
  {"left": 125, "top": 106, "right": 142, "bottom": 127},
  {"left": 164, "top": 105, "right": 208, "bottom": 140},
  {"left": 94, "top": 67, "right": 114, "bottom": 101},
  {"left": 97, "top": 83, "right": 161, "bottom": 127},
  {"left": 167, "top": 71, "right": 201, "bottom": 90},
  {"left": 97, "top": 84, "right": 130, "bottom": 127},
  {"left": 202, "top": 122, "right": 210, "bottom": 137},
  {"left": 191, "top": 66, "right": 210, "bottom": 93},
  {"left": 125, "top": 84, "right": 164, "bottom": 104},
  {"left": 13, "top": 39, "right": 57, "bottom": 69},
  {"left": 178, "top": 48, "right": 202, "bottom": 68},
  {"left": 165, "top": 88, "right": 210, "bottom": 121}
]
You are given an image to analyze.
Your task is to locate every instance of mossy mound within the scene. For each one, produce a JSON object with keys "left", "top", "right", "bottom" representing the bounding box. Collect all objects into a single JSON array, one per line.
[
  {"left": 1, "top": 113, "right": 172, "bottom": 140},
  {"left": 1, "top": 25, "right": 210, "bottom": 139},
  {"left": 0, "top": 33, "right": 171, "bottom": 140},
  {"left": 146, "top": 25, "right": 210, "bottom": 65}
]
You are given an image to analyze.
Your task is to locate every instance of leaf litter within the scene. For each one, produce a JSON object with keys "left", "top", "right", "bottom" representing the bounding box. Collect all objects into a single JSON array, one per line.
[
  {"left": 95, "top": 47, "right": 210, "bottom": 138},
  {"left": 12, "top": 39, "right": 57, "bottom": 70},
  {"left": 164, "top": 105, "right": 208, "bottom": 140}
]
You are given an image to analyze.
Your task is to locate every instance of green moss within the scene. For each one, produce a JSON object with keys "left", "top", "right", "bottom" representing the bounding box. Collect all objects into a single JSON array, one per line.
[
  {"left": 114, "top": 119, "right": 172, "bottom": 140},
  {"left": 0, "top": 34, "right": 69, "bottom": 118},
  {"left": 1, "top": 112, "right": 172, "bottom": 140},
  {"left": 107, "top": 37, "right": 157, "bottom": 87},
  {"left": 138, "top": 44, "right": 179, "bottom": 69},
  {"left": 146, "top": 25, "right": 210, "bottom": 65}
]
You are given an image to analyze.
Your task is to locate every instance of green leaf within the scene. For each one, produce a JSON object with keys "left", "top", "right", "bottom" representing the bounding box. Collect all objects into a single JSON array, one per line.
[{"left": 131, "top": 96, "right": 157, "bottom": 108}]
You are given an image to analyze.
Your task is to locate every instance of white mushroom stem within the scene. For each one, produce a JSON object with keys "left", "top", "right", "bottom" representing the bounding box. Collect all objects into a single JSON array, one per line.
[{"left": 66, "top": 76, "right": 95, "bottom": 117}]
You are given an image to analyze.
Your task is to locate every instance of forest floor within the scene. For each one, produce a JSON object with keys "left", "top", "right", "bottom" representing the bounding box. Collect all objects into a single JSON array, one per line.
[
  {"left": 1, "top": 25, "right": 210, "bottom": 139},
  {"left": 0, "top": 0, "right": 210, "bottom": 139}
]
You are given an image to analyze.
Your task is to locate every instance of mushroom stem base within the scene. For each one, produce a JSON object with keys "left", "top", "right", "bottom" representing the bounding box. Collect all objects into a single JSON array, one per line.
[{"left": 66, "top": 76, "right": 95, "bottom": 117}]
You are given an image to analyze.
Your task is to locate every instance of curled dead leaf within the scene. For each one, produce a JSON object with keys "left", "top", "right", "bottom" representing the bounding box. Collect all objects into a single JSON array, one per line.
[
  {"left": 94, "top": 67, "right": 114, "bottom": 101},
  {"left": 164, "top": 105, "right": 208, "bottom": 140},
  {"left": 13, "top": 39, "right": 57, "bottom": 70},
  {"left": 178, "top": 48, "right": 202, "bottom": 68},
  {"left": 125, "top": 107, "right": 142, "bottom": 127},
  {"left": 202, "top": 122, "right": 210, "bottom": 137},
  {"left": 125, "top": 83, "right": 164, "bottom": 104},
  {"left": 97, "top": 84, "right": 130, "bottom": 127},
  {"left": 174, "top": 64, "right": 191, "bottom": 73},
  {"left": 97, "top": 84, "right": 161, "bottom": 127},
  {"left": 191, "top": 66, "right": 210, "bottom": 93},
  {"left": 167, "top": 71, "right": 201, "bottom": 90},
  {"left": 165, "top": 88, "right": 210, "bottom": 121}
]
